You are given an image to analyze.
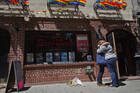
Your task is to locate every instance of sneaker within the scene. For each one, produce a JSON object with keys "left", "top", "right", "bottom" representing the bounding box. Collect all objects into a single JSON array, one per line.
[
  {"left": 108, "top": 84, "right": 119, "bottom": 88},
  {"left": 97, "top": 83, "right": 105, "bottom": 86}
]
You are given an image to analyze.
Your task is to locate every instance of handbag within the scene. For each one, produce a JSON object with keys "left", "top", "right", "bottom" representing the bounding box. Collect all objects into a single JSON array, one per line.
[{"left": 96, "top": 54, "right": 107, "bottom": 65}]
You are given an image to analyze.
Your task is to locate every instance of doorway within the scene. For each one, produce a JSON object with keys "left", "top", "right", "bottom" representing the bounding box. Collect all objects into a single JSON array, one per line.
[
  {"left": 0, "top": 29, "right": 10, "bottom": 83},
  {"left": 106, "top": 30, "right": 137, "bottom": 76}
]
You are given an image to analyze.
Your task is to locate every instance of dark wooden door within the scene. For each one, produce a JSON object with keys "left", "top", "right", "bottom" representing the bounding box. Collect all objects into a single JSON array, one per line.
[
  {"left": 106, "top": 30, "right": 137, "bottom": 76},
  {"left": 0, "top": 29, "right": 10, "bottom": 82}
]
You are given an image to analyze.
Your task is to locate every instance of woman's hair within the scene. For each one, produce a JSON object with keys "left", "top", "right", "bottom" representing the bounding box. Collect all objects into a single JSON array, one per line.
[
  {"left": 97, "top": 40, "right": 106, "bottom": 46},
  {"left": 97, "top": 40, "right": 110, "bottom": 47}
]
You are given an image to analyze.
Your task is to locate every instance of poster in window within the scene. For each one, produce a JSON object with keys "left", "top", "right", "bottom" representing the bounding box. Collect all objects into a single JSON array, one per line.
[
  {"left": 36, "top": 53, "right": 43, "bottom": 63},
  {"left": 26, "top": 53, "right": 34, "bottom": 63},
  {"left": 61, "top": 52, "right": 68, "bottom": 62},
  {"left": 54, "top": 52, "right": 60, "bottom": 62},
  {"left": 87, "top": 55, "right": 92, "bottom": 61},
  {"left": 76, "top": 34, "right": 89, "bottom": 52},
  {"left": 46, "top": 52, "right": 53, "bottom": 62},
  {"left": 68, "top": 52, "right": 75, "bottom": 62}
]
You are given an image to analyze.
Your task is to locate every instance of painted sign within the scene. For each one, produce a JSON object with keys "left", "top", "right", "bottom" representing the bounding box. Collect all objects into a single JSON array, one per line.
[
  {"left": 61, "top": 52, "right": 68, "bottom": 62},
  {"left": 76, "top": 34, "right": 89, "bottom": 52},
  {"left": 46, "top": 52, "right": 53, "bottom": 62},
  {"left": 68, "top": 52, "right": 75, "bottom": 62},
  {"left": 6, "top": 61, "right": 24, "bottom": 92}
]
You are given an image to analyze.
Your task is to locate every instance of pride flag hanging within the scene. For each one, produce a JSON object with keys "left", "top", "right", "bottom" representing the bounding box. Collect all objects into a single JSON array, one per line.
[
  {"left": 96, "top": 0, "right": 127, "bottom": 10},
  {"left": 77, "top": 0, "right": 86, "bottom": 6},
  {"left": 8, "top": 0, "right": 20, "bottom": 6},
  {"left": 67, "top": 0, "right": 79, "bottom": 6},
  {"left": 48, "top": 0, "right": 67, "bottom": 6},
  {"left": 23, "top": 0, "right": 30, "bottom": 6},
  {"left": 48, "top": 0, "right": 86, "bottom": 6},
  {"left": 8, "top": 0, "right": 30, "bottom": 7}
]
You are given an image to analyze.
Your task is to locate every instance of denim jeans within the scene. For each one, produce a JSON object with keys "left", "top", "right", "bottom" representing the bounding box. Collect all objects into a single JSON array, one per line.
[
  {"left": 97, "top": 60, "right": 119, "bottom": 86},
  {"left": 97, "top": 64, "right": 106, "bottom": 84},
  {"left": 106, "top": 62, "right": 119, "bottom": 87}
]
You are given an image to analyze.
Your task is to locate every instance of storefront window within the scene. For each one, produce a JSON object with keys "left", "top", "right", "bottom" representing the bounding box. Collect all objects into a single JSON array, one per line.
[{"left": 24, "top": 31, "right": 93, "bottom": 65}]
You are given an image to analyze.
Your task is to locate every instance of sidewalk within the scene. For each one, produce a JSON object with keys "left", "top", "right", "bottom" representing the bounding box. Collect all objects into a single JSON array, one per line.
[{"left": 1, "top": 79, "right": 140, "bottom": 93}]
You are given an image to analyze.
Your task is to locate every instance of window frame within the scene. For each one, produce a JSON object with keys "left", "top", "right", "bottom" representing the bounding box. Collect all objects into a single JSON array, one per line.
[{"left": 24, "top": 31, "right": 93, "bottom": 65}]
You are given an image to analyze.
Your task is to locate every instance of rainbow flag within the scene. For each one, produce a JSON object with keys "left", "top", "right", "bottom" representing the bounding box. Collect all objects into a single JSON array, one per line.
[
  {"left": 8, "top": 0, "right": 20, "bottom": 6},
  {"left": 8, "top": 0, "right": 30, "bottom": 6},
  {"left": 105, "top": 1, "right": 113, "bottom": 9},
  {"left": 97, "top": 2, "right": 105, "bottom": 9},
  {"left": 22, "top": 0, "right": 30, "bottom": 6},
  {"left": 96, "top": 0, "right": 127, "bottom": 10},
  {"left": 122, "top": 2, "right": 127, "bottom": 8},
  {"left": 77, "top": 0, "right": 86, "bottom": 6},
  {"left": 68, "top": 1, "right": 79, "bottom": 5},
  {"left": 48, "top": 0, "right": 87, "bottom": 6},
  {"left": 48, "top": 0, "right": 67, "bottom": 6},
  {"left": 65, "top": 0, "right": 75, "bottom": 1}
]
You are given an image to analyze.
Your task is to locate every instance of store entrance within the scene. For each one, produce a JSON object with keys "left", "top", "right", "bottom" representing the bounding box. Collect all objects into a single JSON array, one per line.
[
  {"left": 0, "top": 29, "right": 10, "bottom": 83},
  {"left": 106, "top": 30, "right": 137, "bottom": 76}
]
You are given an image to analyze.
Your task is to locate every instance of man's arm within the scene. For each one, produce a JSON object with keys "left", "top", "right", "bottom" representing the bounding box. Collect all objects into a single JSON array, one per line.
[{"left": 97, "top": 45, "right": 106, "bottom": 53}]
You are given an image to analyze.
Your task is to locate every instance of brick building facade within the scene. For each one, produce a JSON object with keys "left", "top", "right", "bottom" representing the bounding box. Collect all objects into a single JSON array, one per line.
[{"left": 0, "top": 16, "right": 140, "bottom": 85}]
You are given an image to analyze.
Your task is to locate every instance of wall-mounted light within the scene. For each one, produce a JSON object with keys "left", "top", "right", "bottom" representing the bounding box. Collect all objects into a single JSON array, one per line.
[
  {"left": 24, "top": 15, "right": 30, "bottom": 21},
  {"left": 124, "top": 23, "right": 130, "bottom": 27}
]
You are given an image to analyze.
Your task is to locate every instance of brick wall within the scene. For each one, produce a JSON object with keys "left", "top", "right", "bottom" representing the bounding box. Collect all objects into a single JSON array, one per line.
[
  {"left": 24, "top": 62, "right": 96, "bottom": 85},
  {"left": 23, "top": 63, "right": 111, "bottom": 85}
]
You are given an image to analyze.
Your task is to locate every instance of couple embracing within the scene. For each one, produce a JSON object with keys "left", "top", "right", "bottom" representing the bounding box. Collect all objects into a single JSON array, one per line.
[{"left": 96, "top": 40, "right": 119, "bottom": 87}]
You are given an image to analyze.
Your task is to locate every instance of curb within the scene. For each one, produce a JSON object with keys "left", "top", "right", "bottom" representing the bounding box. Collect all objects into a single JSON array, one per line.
[
  {"left": 0, "top": 84, "right": 6, "bottom": 89},
  {"left": 0, "top": 86, "right": 6, "bottom": 89},
  {"left": 120, "top": 76, "right": 140, "bottom": 81},
  {"left": 102, "top": 76, "right": 140, "bottom": 82}
]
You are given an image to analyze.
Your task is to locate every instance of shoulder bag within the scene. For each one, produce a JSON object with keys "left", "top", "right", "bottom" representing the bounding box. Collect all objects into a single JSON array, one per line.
[{"left": 96, "top": 54, "right": 107, "bottom": 65}]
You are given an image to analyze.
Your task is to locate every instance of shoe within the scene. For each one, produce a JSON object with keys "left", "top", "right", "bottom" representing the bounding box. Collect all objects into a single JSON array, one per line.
[
  {"left": 108, "top": 84, "right": 119, "bottom": 87},
  {"left": 97, "top": 83, "right": 105, "bottom": 86}
]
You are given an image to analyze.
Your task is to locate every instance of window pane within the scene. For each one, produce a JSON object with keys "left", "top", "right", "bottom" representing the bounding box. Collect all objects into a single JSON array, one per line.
[{"left": 25, "top": 31, "right": 93, "bottom": 65}]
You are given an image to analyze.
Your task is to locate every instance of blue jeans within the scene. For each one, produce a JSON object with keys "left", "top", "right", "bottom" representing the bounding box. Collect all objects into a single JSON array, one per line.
[
  {"left": 97, "top": 64, "right": 106, "bottom": 84},
  {"left": 106, "top": 61, "right": 119, "bottom": 87},
  {"left": 97, "top": 58, "right": 119, "bottom": 86}
]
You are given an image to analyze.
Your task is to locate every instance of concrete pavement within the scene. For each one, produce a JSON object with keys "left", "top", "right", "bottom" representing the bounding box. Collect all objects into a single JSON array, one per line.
[{"left": 1, "top": 79, "right": 140, "bottom": 93}]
